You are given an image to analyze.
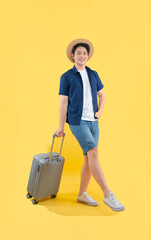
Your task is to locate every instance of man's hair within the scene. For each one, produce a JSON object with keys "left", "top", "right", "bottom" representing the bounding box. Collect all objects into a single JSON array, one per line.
[{"left": 72, "top": 43, "right": 90, "bottom": 56}]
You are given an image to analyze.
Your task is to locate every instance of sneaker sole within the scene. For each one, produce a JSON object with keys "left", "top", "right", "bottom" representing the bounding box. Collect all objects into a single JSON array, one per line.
[
  {"left": 77, "top": 199, "right": 99, "bottom": 206},
  {"left": 103, "top": 200, "right": 125, "bottom": 211}
]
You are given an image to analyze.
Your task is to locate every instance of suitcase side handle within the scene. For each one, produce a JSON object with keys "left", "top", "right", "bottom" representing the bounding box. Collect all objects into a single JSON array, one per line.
[{"left": 49, "top": 132, "right": 65, "bottom": 163}]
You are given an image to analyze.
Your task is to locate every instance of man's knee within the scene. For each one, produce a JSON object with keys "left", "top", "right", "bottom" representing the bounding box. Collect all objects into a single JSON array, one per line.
[{"left": 87, "top": 147, "right": 98, "bottom": 158}]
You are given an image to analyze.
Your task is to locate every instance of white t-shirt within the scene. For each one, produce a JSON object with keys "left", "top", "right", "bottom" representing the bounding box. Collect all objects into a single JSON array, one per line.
[{"left": 78, "top": 68, "right": 96, "bottom": 121}]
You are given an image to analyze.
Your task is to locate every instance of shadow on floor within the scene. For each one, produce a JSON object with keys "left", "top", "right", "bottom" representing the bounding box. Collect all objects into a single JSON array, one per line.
[{"left": 28, "top": 192, "right": 120, "bottom": 216}]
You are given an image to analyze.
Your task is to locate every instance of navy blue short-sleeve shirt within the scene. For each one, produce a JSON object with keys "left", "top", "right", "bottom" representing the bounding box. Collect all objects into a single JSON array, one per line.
[{"left": 58, "top": 65, "right": 104, "bottom": 125}]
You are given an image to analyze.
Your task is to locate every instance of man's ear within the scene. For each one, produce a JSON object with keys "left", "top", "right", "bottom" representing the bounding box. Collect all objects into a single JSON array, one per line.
[{"left": 71, "top": 53, "right": 74, "bottom": 61}]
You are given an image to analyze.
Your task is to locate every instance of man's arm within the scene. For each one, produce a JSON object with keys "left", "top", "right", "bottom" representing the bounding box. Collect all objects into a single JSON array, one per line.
[
  {"left": 95, "top": 89, "right": 106, "bottom": 119},
  {"left": 55, "top": 95, "right": 68, "bottom": 137},
  {"left": 97, "top": 88, "right": 106, "bottom": 114},
  {"left": 59, "top": 95, "right": 68, "bottom": 129}
]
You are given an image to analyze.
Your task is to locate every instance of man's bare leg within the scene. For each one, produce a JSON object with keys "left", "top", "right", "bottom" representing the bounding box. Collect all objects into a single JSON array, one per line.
[
  {"left": 78, "top": 154, "right": 92, "bottom": 196},
  {"left": 87, "top": 147, "right": 111, "bottom": 198}
]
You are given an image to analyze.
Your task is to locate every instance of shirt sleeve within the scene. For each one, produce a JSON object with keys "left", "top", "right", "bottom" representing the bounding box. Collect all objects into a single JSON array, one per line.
[
  {"left": 94, "top": 71, "right": 104, "bottom": 91},
  {"left": 58, "top": 74, "right": 69, "bottom": 96}
]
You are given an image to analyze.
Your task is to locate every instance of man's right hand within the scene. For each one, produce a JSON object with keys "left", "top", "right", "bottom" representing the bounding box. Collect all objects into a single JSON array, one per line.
[{"left": 55, "top": 128, "right": 64, "bottom": 137}]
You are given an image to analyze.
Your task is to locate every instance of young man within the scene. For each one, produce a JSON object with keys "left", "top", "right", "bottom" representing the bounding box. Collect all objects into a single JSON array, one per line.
[{"left": 55, "top": 38, "right": 125, "bottom": 211}]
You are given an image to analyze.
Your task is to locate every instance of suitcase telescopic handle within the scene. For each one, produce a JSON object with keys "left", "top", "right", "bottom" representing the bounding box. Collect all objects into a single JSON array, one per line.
[{"left": 49, "top": 132, "right": 65, "bottom": 163}]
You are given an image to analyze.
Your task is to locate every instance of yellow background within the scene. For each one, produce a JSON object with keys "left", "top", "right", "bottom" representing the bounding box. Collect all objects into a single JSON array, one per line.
[{"left": 0, "top": 0, "right": 151, "bottom": 239}]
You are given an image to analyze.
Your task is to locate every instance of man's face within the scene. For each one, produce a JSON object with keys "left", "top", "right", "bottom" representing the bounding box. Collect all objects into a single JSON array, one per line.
[{"left": 72, "top": 46, "right": 89, "bottom": 65}]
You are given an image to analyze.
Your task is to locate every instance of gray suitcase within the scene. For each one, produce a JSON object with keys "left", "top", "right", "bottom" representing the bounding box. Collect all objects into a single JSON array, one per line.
[{"left": 26, "top": 133, "right": 65, "bottom": 204}]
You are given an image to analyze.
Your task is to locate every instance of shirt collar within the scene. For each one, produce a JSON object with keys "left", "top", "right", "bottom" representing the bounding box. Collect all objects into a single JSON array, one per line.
[{"left": 72, "top": 65, "right": 90, "bottom": 74}]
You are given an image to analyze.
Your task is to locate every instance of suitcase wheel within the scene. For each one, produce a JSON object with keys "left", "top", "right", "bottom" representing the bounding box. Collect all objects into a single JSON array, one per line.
[
  {"left": 32, "top": 199, "right": 38, "bottom": 205},
  {"left": 51, "top": 194, "right": 57, "bottom": 198},
  {"left": 26, "top": 193, "right": 32, "bottom": 199}
]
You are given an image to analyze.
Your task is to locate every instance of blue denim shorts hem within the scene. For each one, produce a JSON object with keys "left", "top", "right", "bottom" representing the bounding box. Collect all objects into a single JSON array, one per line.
[
  {"left": 69, "top": 120, "right": 99, "bottom": 156},
  {"left": 82, "top": 144, "right": 97, "bottom": 156}
]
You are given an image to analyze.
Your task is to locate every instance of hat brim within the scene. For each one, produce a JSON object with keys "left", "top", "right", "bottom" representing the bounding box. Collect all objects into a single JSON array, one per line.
[{"left": 66, "top": 38, "right": 94, "bottom": 63}]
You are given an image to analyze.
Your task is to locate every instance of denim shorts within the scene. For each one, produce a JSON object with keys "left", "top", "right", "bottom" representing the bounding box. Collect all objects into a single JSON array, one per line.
[{"left": 69, "top": 120, "right": 99, "bottom": 156}]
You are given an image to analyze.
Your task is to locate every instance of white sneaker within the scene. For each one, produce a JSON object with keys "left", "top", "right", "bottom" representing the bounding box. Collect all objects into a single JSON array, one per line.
[
  {"left": 103, "top": 192, "right": 125, "bottom": 211},
  {"left": 77, "top": 192, "right": 99, "bottom": 206}
]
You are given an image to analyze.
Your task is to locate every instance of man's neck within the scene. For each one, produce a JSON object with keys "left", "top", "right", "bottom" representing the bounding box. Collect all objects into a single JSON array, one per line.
[{"left": 75, "top": 63, "right": 86, "bottom": 71}]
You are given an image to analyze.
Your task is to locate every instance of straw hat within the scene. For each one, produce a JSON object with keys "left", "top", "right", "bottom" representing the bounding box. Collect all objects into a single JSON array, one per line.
[{"left": 66, "top": 38, "right": 94, "bottom": 62}]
